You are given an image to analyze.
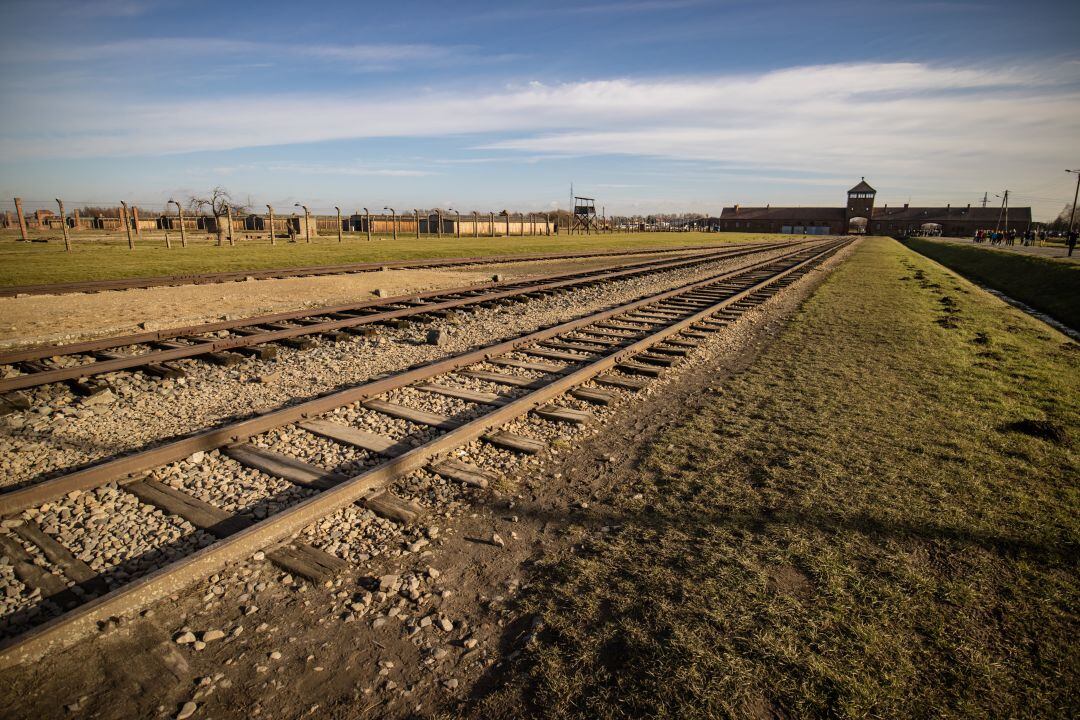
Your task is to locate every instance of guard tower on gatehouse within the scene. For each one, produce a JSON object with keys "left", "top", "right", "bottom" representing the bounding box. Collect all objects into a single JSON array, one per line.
[{"left": 846, "top": 178, "right": 876, "bottom": 232}]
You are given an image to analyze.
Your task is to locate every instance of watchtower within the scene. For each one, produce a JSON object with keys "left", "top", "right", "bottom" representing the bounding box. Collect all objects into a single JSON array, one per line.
[
  {"left": 846, "top": 177, "right": 876, "bottom": 221},
  {"left": 571, "top": 196, "right": 597, "bottom": 235}
]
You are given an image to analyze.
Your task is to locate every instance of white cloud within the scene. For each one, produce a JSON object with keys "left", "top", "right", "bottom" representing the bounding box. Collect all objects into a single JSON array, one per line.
[{"left": 2, "top": 60, "right": 1079, "bottom": 214}]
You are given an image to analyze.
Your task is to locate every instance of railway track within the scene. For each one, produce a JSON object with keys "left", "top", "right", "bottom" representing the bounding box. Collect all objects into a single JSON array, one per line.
[
  {"left": 0, "top": 238, "right": 850, "bottom": 667},
  {"left": 0, "top": 242, "right": 794, "bottom": 397},
  {"left": 0, "top": 242, "right": 740, "bottom": 298}
]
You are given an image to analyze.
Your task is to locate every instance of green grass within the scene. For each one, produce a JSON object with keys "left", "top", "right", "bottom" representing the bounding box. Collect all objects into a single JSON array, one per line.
[
  {"left": 0, "top": 230, "right": 788, "bottom": 287},
  {"left": 901, "top": 237, "right": 1080, "bottom": 330},
  {"left": 477, "top": 238, "right": 1079, "bottom": 718}
]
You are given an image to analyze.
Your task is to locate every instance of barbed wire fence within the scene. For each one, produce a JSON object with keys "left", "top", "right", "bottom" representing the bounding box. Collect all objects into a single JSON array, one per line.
[{"left": 0, "top": 195, "right": 693, "bottom": 253}]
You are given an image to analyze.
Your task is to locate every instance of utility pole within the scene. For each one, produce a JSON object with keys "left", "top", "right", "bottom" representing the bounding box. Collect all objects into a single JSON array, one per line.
[
  {"left": 981, "top": 192, "right": 988, "bottom": 208},
  {"left": 995, "top": 190, "right": 1009, "bottom": 233},
  {"left": 1067, "top": 169, "right": 1080, "bottom": 256}
]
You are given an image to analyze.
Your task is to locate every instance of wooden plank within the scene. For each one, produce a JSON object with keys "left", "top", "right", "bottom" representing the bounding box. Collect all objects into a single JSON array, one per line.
[
  {"left": 565, "top": 334, "right": 624, "bottom": 346},
  {"left": 680, "top": 331, "right": 711, "bottom": 339},
  {"left": 664, "top": 338, "right": 699, "bottom": 348},
  {"left": 533, "top": 404, "right": 593, "bottom": 425},
  {"left": 635, "top": 353, "right": 678, "bottom": 367},
  {"left": 594, "top": 373, "right": 648, "bottom": 390},
  {"left": 0, "top": 392, "right": 30, "bottom": 416},
  {"left": 0, "top": 534, "right": 73, "bottom": 602},
  {"left": 429, "top": 459, "right": 498, "bottom": 488},
  {"left": 595, "top": 321, "right": 648, "bottom": 331},
  {"left": 12, "top": 521, "right": 99, "bottom": 586},
  {"left": 267, "top": 543, "right": 349, "bottom": 584},
  {"left": 616, "top": 362, "right": 663, "bottom": 378},
  {"left": 456, "top": 370, "right": 545, "bottom": 389},
  {"left": 538, "top": 340, "right": 609, "bottom": 353},
  {"left": 299, "top": 419, "right": 412, "bottom": 457},
  {"left": 488, "top": 357, "right": 564, "bottom": 373},
  {"left": 483, "top": 431, "right": 546, "bottom": 454},
  {"left": 205, "top": 351, "right": 244, "bottom": 366},
  {"left": 570, "top": 387, "right": 618, "bottom": 406},
  {"left": 233, "top": 345, "right": 278, "bottom": 360},
  {"left": 361, "top": 399, "right": 461, "bottom": 430},
  {"left": 523, "top": 348, "right": 590, "bottom": 362},
  {"left": 649, "top": 346, "right": 690, "bottom": 356},
  {"left": 223, "top": 444, "right": 342, "bottom": 490},
  {"left": 360, "top": 490, "right": 423, "bottom": 524},
  {"left": 578, "top": 328, "right": 635, "bottom": 339},
  {"left": 414, "top": 383, "right": 508, "bottom": 406},
  {"left": 125, "top": 479, "right": 250, "bottom": 538}
]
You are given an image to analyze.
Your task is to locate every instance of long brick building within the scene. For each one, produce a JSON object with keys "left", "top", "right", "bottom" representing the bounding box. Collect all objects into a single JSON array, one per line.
[{"left": 714, "top": 179, "right": 1031, "bottom": 236}]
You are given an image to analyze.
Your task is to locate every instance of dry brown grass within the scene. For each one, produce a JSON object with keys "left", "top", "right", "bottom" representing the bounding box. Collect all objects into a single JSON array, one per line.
[{"left": 470, "top": 238, "right": 1079, "bottom": 719}]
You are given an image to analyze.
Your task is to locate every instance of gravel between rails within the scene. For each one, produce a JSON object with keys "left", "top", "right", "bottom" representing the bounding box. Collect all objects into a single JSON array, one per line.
[
  {"left": 0, "top": 247, "right": 793, "bottom": 489},
  {"left": 0, "top": 243, "right": 851, "bottom": 671}
]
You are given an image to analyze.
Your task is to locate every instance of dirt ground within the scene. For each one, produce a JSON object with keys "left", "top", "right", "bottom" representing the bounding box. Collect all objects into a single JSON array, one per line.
[
  {"left": 0, "top": 253, "right": 692, "bottom": 350},
  {"left": 0, "top": 244, "right": 849, "bottom": 720}
]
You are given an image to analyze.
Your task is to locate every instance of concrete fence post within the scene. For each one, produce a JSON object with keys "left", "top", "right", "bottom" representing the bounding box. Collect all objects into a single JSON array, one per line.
[
  {"left": 489, "top": 212, "right": 495, "bottom": 237},
  {"left": 120, "top": 201, "right": 134, "bottom": 249},
  {"left": 73, "top": 209, "right": 81, "bottom": 231},
  {"left": 266, "top": 205, "right": 275, "bottom": 246},
  {"left": 56, "top": 199, "right": 70, "bottom": 252},
  {"left": 336, "top": 206, "right": 343, "bottom": 243},
  {"left": 414, "top": 209, "right": 420, "bottom": 239},
  {"left": 363, "top": 208, "right": 371, "bottom": 242},
  {"left": 132, "top": 206, "right": 142, "bottom": 237},
  {"left": 13, "top": 198, "right": 28, "bottom": 241},
  {"left": 226, "top": 203, "right": 235, "bottom": 246},
  {"left": 473, "top": 211, "right": 479, "bottom": 238}
]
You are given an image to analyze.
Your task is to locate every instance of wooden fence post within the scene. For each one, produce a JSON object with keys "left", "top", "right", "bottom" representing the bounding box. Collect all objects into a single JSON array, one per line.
[
  {"left": 13, "top": 198, "right": 28, "bottom": 241},
  {"left": 56, "top": 199, "right": 70, "bottom": 251},
  {"left": 267, "top": 205, "right": 275, "bottom": 246}
]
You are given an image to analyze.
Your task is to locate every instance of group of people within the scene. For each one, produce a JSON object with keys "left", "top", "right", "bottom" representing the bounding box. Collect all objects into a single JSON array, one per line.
[{"left": 972, "top": 228, "right": 1043, "bottom": 246}]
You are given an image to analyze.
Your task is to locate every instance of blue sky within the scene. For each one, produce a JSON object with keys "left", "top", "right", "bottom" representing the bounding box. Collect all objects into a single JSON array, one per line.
[{"left": 1, "top": 0, "right": 1078, "bottom": 218}]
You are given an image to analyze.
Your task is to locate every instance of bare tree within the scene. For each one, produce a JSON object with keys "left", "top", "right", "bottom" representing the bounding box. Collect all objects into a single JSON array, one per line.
[{"left": 188, "top": 187, "right": 247, "bottom": 245}]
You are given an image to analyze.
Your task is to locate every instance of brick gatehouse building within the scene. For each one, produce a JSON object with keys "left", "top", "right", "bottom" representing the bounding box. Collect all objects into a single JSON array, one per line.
[{"left": 713, "top": 179, "right": 1031, "bottom": 236}]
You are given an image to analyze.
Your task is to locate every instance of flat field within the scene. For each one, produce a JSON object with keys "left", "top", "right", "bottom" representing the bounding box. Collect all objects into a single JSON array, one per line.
[
  {"left": 0, "top": 230, "right": 783, "bottom": 288},
  {"left": 477, "top": 237, "right": 1079, "bottom": 718}
]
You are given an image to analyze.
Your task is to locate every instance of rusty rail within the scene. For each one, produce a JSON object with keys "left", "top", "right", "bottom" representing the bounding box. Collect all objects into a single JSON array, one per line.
[
  {"left": 0, "top": 243, "right": 795, "bottom": 392},
  {"left": 0, "top": 242, "right": 753, "bottom": 298},
  {"left": 0, "top": 239, "right": 849, "bottom": 667}
]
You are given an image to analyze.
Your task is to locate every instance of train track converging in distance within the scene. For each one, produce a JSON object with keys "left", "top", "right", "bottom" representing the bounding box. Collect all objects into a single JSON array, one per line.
[
  {"left": 0, "top": 238, "right": 850, "bottom": 668},
  {"left": 0, "top": 242, "right": 795, "bottom": 396}
]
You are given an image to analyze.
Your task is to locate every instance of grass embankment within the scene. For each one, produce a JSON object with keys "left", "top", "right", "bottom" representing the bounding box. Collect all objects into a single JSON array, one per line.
[
  {"left": 0, "top": 231, "right": 782, "bottom": 288},
  {"left": 486, "top": 238, "right": 1079, "bottom": 718},
  {"left": 902, "top": 237, "right": 1079, "bottom": 330}
]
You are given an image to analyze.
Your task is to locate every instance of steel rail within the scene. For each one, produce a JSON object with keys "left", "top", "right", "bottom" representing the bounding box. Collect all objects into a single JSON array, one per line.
[
  {"left": 0, "top": 242, "right": 828, "bottom": 517},
  {"left": 0, "top": 239, "right": 847, "bottom": 668},
  {"left": 0, "top": 242, "right": 755, "bottom": 298},
  {"left": 0, "top": 243, "right": 796, "bottom": 392},
  {"left": 0, "top": 243, "right": 783, "bottom": 365}
]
